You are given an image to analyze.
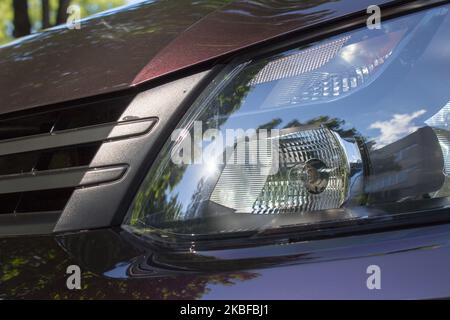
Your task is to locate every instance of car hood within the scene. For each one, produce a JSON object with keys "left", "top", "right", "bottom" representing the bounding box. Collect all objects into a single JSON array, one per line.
[{"left": 0, "top": 0, "right": 392, "bottom": 114}]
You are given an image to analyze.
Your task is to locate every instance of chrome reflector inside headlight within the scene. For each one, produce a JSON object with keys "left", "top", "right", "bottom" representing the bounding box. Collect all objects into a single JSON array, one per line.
[
  {"left": 209, "top": 126, "right": 355, "bottom": 215},
  {"left": 124, "top": 5, "right": 450, "bottom": 243}
]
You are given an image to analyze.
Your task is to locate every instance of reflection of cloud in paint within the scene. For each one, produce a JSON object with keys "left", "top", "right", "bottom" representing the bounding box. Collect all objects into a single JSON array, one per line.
[{"left": 370, "top": 109, "right": 426, "bottom": 148}]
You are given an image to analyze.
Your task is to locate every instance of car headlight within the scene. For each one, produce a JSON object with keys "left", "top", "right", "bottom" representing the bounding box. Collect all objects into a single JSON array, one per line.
[{"left": 124, "top": 5, "right": 450, "bottom": 246}]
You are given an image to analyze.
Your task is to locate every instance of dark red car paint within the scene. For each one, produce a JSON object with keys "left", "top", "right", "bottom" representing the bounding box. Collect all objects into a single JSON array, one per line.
[
  {"left": 2, "top": 224, "right": 450, "bottom": 299},
  {"left": 1, "top": 0, "right": 450, "bottom": 300},
  {"left": 0, "top": 0, "right": 224, "bottom": 115},
  {"left": 133, "top": 0, "right": 395, "bottom": 85},
  {"left": 0, "top": 0, "right": 395, "bottom": 115}
]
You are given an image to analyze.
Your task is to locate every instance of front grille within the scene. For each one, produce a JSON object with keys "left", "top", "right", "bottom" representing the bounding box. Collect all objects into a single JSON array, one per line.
[
  {"left": 0, "top": 70, "right": 208, "bottom": 236},
  {"left": 0, "top": 94, "right": 157, "bottom": 235}
]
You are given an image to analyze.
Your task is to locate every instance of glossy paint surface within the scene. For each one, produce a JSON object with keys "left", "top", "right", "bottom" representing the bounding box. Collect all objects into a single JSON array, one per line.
[
  {"left": 0, "top": 0, "right": 395, "bottom": 115},
  {"left": 0, "top": 0, "right": 226, "bottom": 114},
  {"left": 133, "top": 0, "right": 394, "bottom": 84},
  {"left": 1, "top": 224, "right": 450, "bottom": 299}
]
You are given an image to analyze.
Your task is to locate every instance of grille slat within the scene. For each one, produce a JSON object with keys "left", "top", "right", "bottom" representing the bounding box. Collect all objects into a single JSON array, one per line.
[
  {"left": 0, "top": 165, "right": 127, "bottom": 194},
  {"left": 0, "top": 211, "right": 61, "bottom": 235},
  {"left": 0, "top": 118, "right": 155, "bottom": 157},
  {"left": 0, "top": 70, "right": 204, "bottom": 236},
  {"left": 0, "top": 94, "right": 154, "bottom": 235}
]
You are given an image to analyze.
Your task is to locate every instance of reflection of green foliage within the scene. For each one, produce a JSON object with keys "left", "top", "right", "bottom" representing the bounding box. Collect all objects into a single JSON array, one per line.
[
  {"left": 1, "top": 0, "right": 128, "bottom": 45},
  {"left": 1, "top": 0, "right": 237, "bottom": 45},
  {"left": 0, "top": 1, "right": 14, "bottom": 44},
  {"left": 259, "top": 118, "right": 282, "bottom": 130},
  {"left": 284, "top": 119, "right": 302, "bottom": 128},
  {"left": 0, "top": 236, "right": 258, "bottom": 299},
  {"left": 130, "top": 152, "right": 184, "bottom": 226},
  {"left": 215, "top": 63, "right": 263, "bottom": 127},
  {"left": 284, "top": 115, "right": 358, "bottom": 138}
]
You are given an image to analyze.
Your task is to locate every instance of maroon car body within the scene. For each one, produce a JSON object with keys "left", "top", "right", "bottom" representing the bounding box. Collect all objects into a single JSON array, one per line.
[
  {"left": 1, "top": 0, "right": 450, "bottom": 300},
  {"left": 0, "top": 0, "right": 393, "bottom": 114}
]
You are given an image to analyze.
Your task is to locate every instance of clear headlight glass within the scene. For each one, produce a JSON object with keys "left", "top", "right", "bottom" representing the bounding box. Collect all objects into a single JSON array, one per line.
[{"left": 124, "top": 5, "right": 450, "bottom": 243}]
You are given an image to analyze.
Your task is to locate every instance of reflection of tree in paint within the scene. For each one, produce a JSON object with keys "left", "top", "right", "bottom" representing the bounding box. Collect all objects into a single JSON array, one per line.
[
  {"left": 4, "top": 0, "right": 128, "bottom": 43},
  {"left": 0, "top": 235, "right": 258, "bottom": 299}
]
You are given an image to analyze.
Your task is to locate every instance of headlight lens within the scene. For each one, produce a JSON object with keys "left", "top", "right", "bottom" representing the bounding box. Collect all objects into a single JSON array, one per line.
[{"left": 124, "top": 5, "right": 450, "bottom": 243}]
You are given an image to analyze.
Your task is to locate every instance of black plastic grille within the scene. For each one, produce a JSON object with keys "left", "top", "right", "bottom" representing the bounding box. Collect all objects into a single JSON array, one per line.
[{"left": 0, "top": 94, "right": 138, "bottom": 220}]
